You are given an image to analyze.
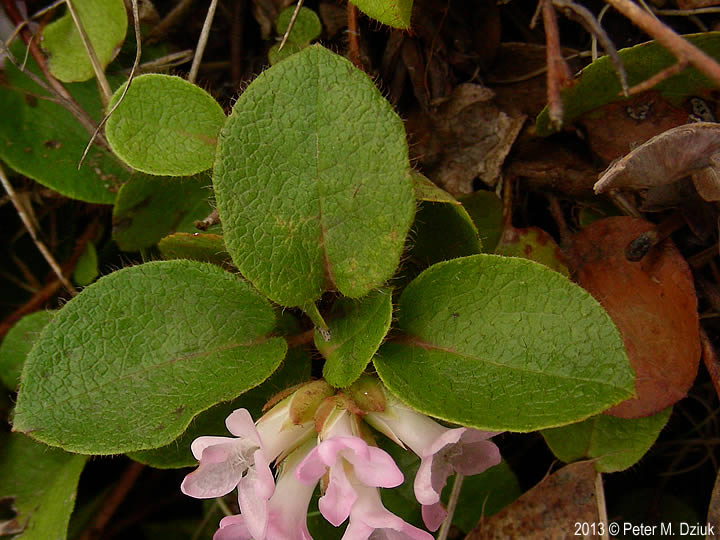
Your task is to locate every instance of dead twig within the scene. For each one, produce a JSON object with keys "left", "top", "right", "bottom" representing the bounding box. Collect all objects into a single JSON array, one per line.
[
  {"left": 77, "top": 461, "right": 145, "bottom": 540},
  {"left": 1, "top": 0, "right": 104, "bottom": 142},
  {"left": 146, "top": 0, "right": 195, "bottom": 43},
  {"left": 541, "top": 0, "right": 573, "bottom": 129},
  {"left": 346, "top": 2, "right": 363, "bottom": 69},
  {"left": 278, "top": 0, "right": 305, "bottom": 53},
  {"left": 604, "top": 0, "right": 720, "bottom": 89},
  {"left": 627, "top": 60, "right": 687, "bottom": 95},
  {"left": 64, "top": 0, "right": 112, "bottom": 105},
  {"left": 552, "top": 0, "right": 628, "bottom": 95},
  {"left": 0, "top": 163, "right": 76, "bottom": 295},
  {"left": 188, "top": 0, "right": 218, "bottom": 83},
  {"left": 78, "top": 0, "right": 142, "bottom": 170},
  {"left": 0, "top": 218, "right": 101, "bottom": 339},
  {"left": 194, "top": 208, "right": 219, "bottom": 230}
]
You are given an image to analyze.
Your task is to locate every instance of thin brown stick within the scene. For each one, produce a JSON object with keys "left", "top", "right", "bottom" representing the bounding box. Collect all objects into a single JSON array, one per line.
[
  {"left": 0, "top": 279, "right": 63, "bottom": 339},
  {"left": 627, "top": 60, "right": 687, "bottom": 95},
  {"left": 552, "top": 0, "right": 628, "bottom": 95},
  {"left": 0, "top": 163, "right": 76, "bottom": 295},
  {"left": 188, "top": 0, "right": 218, "bottom": 83},
  {"left": 595, "top": 472, "right": 610, "bottom": 540},
  {"left": 230, "top": 0, "right": 245, "bottom": 88},
  {"left": 346, "top": 2, "right": 362, "bottom": 69},
  {"left": 605, "top": 0, "right": 720, "bottom": 88},
  {"left": 64, "top": 0, "right": 112, "bottom": 104},
  {"left": 1, "top": 0, "right": 103, "bottom": 141},
  {"left": 547, "top": 194, "right": 573, "bottom": 247},
  {"left": 78, "top": 0, "right": 141, "bottom": 170},
  {"left": 542, "top": 0, "right": 573, "bottom": 129},
  {"left": 0, "top": 217, "right": 101, "bottom": 339},
  {"left": 77, "top": 461, "right": 145, "bottom": 540},
  {"left": 146, "top": 0, "right": 196, "bottom": 44},
  {"left": 278, "top": 0, "right": 305, "bottom": 52}
]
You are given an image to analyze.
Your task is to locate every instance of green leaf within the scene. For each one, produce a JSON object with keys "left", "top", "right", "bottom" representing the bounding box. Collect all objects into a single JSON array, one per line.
[
  {"left": 105, "top": 74, "right": 226, "bottom": 175},
  {"left": 214, "top": 45, "right": 415, "bottom": 307},
  {"left": 458, "top": 190, "right": 504, "bottom": 253},
  {"left": 0, "top": 311, "right": 55, "bottom": 391},
  {"left": 348, "top": 0, "right": 412, "bottom": 28},
  {"left": 410, "top": 171, "right": 481, "bottom": 265},
  {"left": 72, "top": 242, "right": 99, "bottom": 286},
  {"left": 0, "top": 432, "right": 86, "bottom": 540},
  {"left": 541, "top": 407, "right": 672, "bottom": 472},
  {"left": 268, "top": 41, "right": 303, "bottom": 65},
  {"left": 374, "top": 255, "right": 634, "bottom": 432},
  {"left": 129, "top": 347, "right": 311, "bottom": 468},
  {"left": 0, "top": 64, "right": 129, "bottom": 203},
  {"left": 112, "top": 173, "right": 213, "bottom": 251},
  {"left": 158, "top": 233, "right": 232, "bottom": 267},
  {"left": 13, "top": 260, "right": 287, "bottom": 454},
  {"left": 408, "top": 201, "right": 481, "bottom": 269},
  {"left": 41, "top": 0, "right": 127, "bottom": 82},
  {"left": 536, "top": 32, "right": 720, "bottom": 135},
  {"left": 276, "top": 6, "right": 322, "bottom": 44},
  {"left": 268, "top": 6, "right": 321, "bottom": 65},
  {"left": 315, "top": 290, "right": 393, "bottom": 388},
  {"left": 447, "top": 460, "right": 522, "bottom": 532}
]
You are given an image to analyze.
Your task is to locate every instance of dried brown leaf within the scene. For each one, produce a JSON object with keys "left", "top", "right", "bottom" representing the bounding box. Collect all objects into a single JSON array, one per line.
[
  {"left": 568, "top": 217, "right": 700, "bottom": 418},
  {"left": 594, "top": 122, "right": 720, "bottom": 194},
  {"left": 466, "top": 462, "right": 601, "bottom": 539}
]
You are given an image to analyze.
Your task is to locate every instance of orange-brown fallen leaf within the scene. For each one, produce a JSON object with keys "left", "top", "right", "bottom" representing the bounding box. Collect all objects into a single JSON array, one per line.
[
  {"left": 567, "top": 217, "right": 700, "bottom": 418},
  {"left": 466, "top": 461, "right": 601, "bottom": 539}
]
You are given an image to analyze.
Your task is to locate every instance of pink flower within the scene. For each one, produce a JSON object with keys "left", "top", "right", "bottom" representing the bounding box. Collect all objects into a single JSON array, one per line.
[
  {"left": 213, "top": 440, "right": 318, "bottom": 540},
  {"left": 365, "top": 395, "right": 501, "bottom": 531},
  {"left": 296, "top": 405, "right": 433, "bottom": 540},
  {"left": 181, "top": 405, "right": 316, "bottom": 539}
]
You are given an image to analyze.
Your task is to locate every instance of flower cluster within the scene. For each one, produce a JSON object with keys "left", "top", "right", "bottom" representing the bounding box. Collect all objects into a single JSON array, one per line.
[{"left": 181, "top": 377, "right": 501, "bottom": 540}]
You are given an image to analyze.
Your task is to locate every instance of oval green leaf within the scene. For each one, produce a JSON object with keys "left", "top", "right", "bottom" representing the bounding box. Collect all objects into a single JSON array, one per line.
[
  {"left": 213, "top": 45, "right": 415, "bottom": 307},
  {"left": 112, "top": 173, "right": 213, "bottom": 251},
  {"left": 0, "top": 310, "right": 55, "bottom": 391},
  {"left": 0, "top": 62, "right": 130, "bottom": 203},
  {"left": 541, "top": 407, "right": 672, "bottom": 472},
  {"left": 315, "top": 290, "right": 393, "bottom": 388},
  {"left": 536, "top": 32, "right": 720, "bottom": 135},
  {"left": 158, "top": 232, "right": 232, "bottom": 267},
  {"left": 73, "top": 241, "right": 99, "bottom": 286},
  {"left": 42, "top": 0, "right": 127, "bottom": 82},
  {"left": 129, "top": 347, "right": 311, "bottom": 468},
  {"left": 105, "top": 74, "right": 226, "bottom": 176},
  {"left": 374, "top": 255, "right": 634, "bottom": 432},
  {"left": 0, "top": 433, "right": 86, "bottom": 540},
  {"left": 12, "top": 260, "right": 287, "bottom": 454},
  {"left": 349, "top": 0, "right": 412, "bottom": 28}
]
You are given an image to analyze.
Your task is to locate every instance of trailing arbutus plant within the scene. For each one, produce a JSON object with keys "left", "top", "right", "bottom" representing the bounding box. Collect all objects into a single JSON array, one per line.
[{"left": 2, "top": 0, "right": 694, "bottom": 536}]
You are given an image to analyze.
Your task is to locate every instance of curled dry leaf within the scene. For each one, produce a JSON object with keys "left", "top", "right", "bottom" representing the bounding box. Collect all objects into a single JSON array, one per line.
[
  {"left": 466, "top": 461, "right": 599, "bottom": 539},
  {"left": 407, "top": 83, "right": 525, "bottom": 195},
  {"left": 568, "top": 217, "right": 700, "bottom": 418},
  {"left": 594, "top": 122, "right": 720, "bottom": 195}
]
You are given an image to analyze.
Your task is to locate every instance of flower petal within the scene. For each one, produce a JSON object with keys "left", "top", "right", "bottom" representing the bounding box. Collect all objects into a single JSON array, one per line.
[
  {"left": 347, "top": 446, "right": 403, "bottom": 489},
  {"left": 181, "top": 444, "right": 249, "bottom": 499},
  {"left": 295, "top": 445, "right": 328, "bottom": 485},
  {"left": 190, "top": 436, "right": 235, "bottom": 461},
  {"left": 421, "top": 502, "right": 447, "bottom": 532},
  {"left": 319, "top": 460, "right": 357, "bottom": 526},
  {"left": 225, "top": 408, "right": 263, "bottom": 446},
  {"left": 343, "top": 483, "right": 434, "bottom": 540},
  {"left": 214, "top": 515, "right": 251, "bottom": 540},
  {"left": 237, "top": 450, "right": 275, "bottom": 539}
]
